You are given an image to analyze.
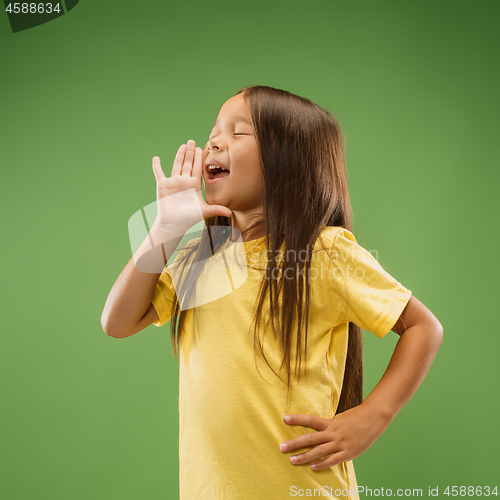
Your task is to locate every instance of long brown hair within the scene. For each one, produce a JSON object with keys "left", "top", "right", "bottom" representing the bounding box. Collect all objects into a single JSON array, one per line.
[{"left": 168, "top": 85, "right": 363, "bottom": 415}]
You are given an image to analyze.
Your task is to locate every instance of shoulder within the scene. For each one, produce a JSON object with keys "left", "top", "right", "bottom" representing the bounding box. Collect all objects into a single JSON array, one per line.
[
  {"left": 314, "top": 226, "right": 376, "bottom": 270},
  {"left": 315, "top": 226, "right": 357, "bottom": 251}
]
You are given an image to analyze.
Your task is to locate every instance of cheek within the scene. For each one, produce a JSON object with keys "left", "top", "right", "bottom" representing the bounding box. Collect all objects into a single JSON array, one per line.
[{"left": 244, "top": 168, "right": 264, "bottom": 196}]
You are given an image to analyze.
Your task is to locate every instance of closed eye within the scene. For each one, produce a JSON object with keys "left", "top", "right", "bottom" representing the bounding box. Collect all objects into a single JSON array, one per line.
[{"left": 208, "top": 132, "right": 248, "bottom": 140}]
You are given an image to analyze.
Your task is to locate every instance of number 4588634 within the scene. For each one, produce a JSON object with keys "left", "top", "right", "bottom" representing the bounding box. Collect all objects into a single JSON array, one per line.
[
  {"left": 5, "top": 3, "right": 62, "bottom": 14},
  {"left": 444, "top": 486, "right": 498, "bottom": 497}
]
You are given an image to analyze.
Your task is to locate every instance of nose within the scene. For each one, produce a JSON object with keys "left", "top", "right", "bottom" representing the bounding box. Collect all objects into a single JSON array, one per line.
[{"left": 207, "top": 140, "right": 220, "bottom": 152}]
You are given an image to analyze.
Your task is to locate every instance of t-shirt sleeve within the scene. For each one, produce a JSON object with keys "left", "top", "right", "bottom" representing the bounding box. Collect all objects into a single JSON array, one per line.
[
  {"left": 329, "top": 228, "right": 412, "bottom": 338},
  {"left": 151, "top": 266, "right": 175, "bottom": 327},
  {"left": 151, "top": 237, "right": 199, "bottom": 327}
]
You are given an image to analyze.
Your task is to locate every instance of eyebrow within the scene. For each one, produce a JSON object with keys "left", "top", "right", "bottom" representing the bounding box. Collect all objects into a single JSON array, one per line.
[{"left": 211, "top": 116, "right": 253, "bottom": 130}]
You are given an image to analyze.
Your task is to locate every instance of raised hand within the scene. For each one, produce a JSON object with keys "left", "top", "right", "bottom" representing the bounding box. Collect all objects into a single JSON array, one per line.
[{"left": 152, "top": 139, "right": 232, "bottom": 231}]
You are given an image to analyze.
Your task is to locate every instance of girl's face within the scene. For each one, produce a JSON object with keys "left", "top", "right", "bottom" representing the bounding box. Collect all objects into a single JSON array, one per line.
[{"left": 202, "top": 93, "right": 264, "bottom": 215}]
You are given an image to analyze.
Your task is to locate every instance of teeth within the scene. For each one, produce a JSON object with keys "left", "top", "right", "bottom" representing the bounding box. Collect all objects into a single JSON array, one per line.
[{"left": 207, "top": 164, "right": 227, "bottom": 171}]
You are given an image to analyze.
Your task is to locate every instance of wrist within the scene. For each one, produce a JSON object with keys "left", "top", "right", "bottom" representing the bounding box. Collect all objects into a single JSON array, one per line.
[
  {"left": 133, "top": 223, "right": 188, "bottom": 273},
  {"left": 360, "top": 398, "right": 397, "bottom": 428},
  {"left": 151, "top": 220, "right": 190, "bottom": 240}
]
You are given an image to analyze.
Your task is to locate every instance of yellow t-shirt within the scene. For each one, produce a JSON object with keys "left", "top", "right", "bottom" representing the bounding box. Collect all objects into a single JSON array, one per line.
[{"left": 152, "top": 226, "right": 412, "bottom": 500}]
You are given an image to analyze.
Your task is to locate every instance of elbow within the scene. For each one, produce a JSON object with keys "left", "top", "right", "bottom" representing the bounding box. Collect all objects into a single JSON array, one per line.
[
  {"left": 431, "top": 317, "right": 444, "bottom": 350},
  {"left": 101, "top": 311, "right": 125, "bottom": 339},
  {"left": 101, "top": 314, "right": 114, "bottom": 337}
]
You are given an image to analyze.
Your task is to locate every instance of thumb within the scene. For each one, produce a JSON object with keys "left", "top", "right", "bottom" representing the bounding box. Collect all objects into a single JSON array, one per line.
[
  {"left": 206, "top": 205, "right": 233, "bottom": 219},
  {"left": 152, "top": 156, "right": 165, "bottom": 182}
]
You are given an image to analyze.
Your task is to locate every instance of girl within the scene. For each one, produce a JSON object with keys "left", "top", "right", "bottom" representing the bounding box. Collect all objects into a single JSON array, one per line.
[{"left": 101, "top": 85, "right": 443, "bottom": 500}]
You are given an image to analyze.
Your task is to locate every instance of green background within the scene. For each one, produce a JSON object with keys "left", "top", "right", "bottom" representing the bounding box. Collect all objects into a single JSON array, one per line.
[{"left": 1, "top": 1, "right": 498, "bottom": 498}]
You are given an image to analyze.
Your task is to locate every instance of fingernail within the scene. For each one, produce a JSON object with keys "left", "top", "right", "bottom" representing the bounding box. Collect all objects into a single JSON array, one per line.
[
  {"left": 279, "top": 443, "right": 287, "bottom": 452},
  {"left": 284, "top": 415, "right": 291, "bottom": 423},
  {"left": 290, "top": 456, "right": 297, "bottom": 464}
]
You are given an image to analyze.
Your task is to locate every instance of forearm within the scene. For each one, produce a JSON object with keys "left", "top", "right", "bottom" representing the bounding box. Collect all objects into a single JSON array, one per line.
[
  {"left": 101, "top": 223, "right": 187, "bottom": 337},
  {"left": 362, "top": 321, "right": 443, "bottom": 424}
]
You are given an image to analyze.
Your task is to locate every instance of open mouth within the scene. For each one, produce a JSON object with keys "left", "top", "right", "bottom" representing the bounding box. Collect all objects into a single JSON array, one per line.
[{"left": 207, "top": 165, "right": 230, "bottom": 180}]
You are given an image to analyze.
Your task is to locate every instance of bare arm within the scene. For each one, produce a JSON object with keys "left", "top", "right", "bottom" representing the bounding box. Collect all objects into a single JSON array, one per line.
[
  {"left": 101, "top": 141, "right": 232, "bottom": 339},
  {"left": 279, "top": 294, "right": 444, "bottom": 469},
  {"left": 100, "top": 224, "right": 185, "bottom": 338},
  {"left": 362, "top": 294, "right": 444, "bottom": 421}
]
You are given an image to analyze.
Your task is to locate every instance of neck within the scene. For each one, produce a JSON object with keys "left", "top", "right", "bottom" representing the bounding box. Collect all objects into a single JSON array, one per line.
[{"left": 230, "top": 210, "right": 265, "bottom": 242}]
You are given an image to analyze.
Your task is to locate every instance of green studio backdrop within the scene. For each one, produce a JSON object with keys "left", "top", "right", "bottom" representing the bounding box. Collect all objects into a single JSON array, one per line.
[{"left": 1, "top": 1, "right": 498, "bottom": 498}]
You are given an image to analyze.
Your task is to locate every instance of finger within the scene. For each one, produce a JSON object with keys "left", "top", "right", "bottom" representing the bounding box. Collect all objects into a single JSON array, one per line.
[
  {"left": 216, "top": 205, "right": 233, "bottom": 218},
  {"left": 310, "top": 451, "right": 348, "bottom": 470},
  {"left": 172, "top": 144, "right": 187, "bottom": 176},
  {"left": 284, "top": 414, "right": 328, "bottom": 431},
  {"left": 181, "top": 139, "right": 196, "bottom": 176},
  {"left": 205, "top": 204, "right": 233, "bottom": 219},
  {"left": 289, "top": 443, "right": 340, "bottom": 467},
  {"left": 279, "top": 430, "right": 327, "bottom": 453},
  {"left": 152, "top": 156, "right": 166, "bottom": 182},
  {"left": 192, "top": 146, "right": 203, "bottom": 179}
]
